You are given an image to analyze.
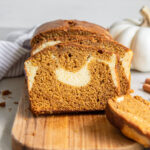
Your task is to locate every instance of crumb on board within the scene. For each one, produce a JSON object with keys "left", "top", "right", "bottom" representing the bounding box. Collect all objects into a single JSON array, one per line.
[
  {"left": 129, "top": 89, "right": 134, "bottom": 93},
  {"left": 14, "top": 101, "right": 18, "bottom": 105},
  {"left": 0, "top": 102, "right": 6, "bottom": 107},
  {"left": 32, "top": 132, "right": 35, "bottom": 136},
  {"left": 8, "top": 108, "right": 12, "bottom": 112},
  {"left": 2, "top": 90, "right": 12, "bottom": 96}
]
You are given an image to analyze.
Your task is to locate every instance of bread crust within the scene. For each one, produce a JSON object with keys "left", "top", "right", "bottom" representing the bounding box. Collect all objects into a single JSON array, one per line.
[
  {"left": 106, "top": 99, "right": 150, "bottom": 147},
  {"left": 31, "top": 19, "right": 112, "bottom": 47},
  {"left": 34, "top": 19, "right": 111, "bottom": 38}
]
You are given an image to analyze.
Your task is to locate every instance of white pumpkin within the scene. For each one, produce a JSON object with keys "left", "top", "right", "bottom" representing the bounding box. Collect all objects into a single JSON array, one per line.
[{"left": 109, "top": 6, "right": 150, "bottom": 72}]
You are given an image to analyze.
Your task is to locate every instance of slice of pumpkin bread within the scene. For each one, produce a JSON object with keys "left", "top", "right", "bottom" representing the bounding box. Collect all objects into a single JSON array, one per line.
[
  {"left": 106, "top": 95, "right": 150, "bottom": 147},
  {"left": 25, "top": 43, "right": 120, "bottom": 115},
  {"left": 31, "top": 20, "right": 132, "bottom": 95},
  {"left": 98, "top": 39, "right": 133, "bottom": 95}
]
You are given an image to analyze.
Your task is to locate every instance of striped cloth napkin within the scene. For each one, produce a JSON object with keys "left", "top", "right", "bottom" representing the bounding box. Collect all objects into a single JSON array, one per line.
[{"left": 0, "top": 26, "right": 38, "bottom": 80}]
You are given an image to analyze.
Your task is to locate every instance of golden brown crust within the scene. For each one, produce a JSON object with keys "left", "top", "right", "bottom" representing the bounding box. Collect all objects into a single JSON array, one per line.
[
  {"left": 31, "top": 19, "right": 112, "bottom": 47},
  {"left": 31, "top": 108, "right": 105, "bottom": 116},
  {"left": 106, "top": 97, "right": 150, "bottom": 147},
  {"left": 34, "top": 19, "right": 111, "bottom": 38}
]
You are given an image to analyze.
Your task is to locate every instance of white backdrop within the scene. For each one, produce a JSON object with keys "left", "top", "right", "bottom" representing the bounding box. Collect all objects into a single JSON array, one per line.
[{"left": 0, "top": 0, "right": 150, "bottom": 28}]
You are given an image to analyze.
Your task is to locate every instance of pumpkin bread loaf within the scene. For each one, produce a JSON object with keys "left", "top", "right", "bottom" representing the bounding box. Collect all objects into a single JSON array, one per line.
[
  {"left": 31, "top": 20, "right": 132, "bottom": 95},
  {"left": 25, "top": 43, "right": 120, "bottom": 115},
  {"left": 106, "top": 95, "right": 150, "bottom": 147}
]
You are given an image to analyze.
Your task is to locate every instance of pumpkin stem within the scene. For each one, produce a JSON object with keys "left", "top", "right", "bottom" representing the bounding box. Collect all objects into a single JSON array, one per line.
[{"left": 140, "top": 6, "right": 150, "bottom": 27}]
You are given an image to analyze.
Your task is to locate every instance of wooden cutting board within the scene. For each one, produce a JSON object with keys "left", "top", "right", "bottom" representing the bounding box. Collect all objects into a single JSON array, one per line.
[{"left": 11, "top": 87, "right": 143, "bottom": 150}]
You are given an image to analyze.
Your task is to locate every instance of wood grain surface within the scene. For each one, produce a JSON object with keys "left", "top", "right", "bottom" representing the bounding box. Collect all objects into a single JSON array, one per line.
[{"left": 11, "top": 87, "right": 143, "bottom": 150}]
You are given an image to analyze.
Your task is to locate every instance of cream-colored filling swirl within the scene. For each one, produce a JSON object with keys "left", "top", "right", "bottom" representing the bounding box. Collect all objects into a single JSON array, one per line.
[
  {"left": 25, "top": 54, "right": 118, "bottom": 91},
  {"left": 55, "top": 54, "right": 118, "bottom": 87},
  {"left": 55, "top": 57, "right": 92, "bottom": 87},
  {"left": 32, "top": 41, "right": 61, "bottom": 55},
  {"left": 121, "top": 51, "right": 133, "bottom": 80}
]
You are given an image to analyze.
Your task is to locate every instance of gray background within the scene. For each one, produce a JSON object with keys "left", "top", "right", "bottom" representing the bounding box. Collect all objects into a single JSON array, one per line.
[{"left": 0, "top": 0, "right": 150, "bottom": 28}]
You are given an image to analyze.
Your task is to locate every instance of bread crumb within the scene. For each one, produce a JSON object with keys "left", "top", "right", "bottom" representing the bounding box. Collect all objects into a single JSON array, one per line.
[
  {"left": 129, "top": 89, "right": 134, "bottom": 94},
  {"left": 2, "top": 90, "right": 11, "bottom": 96},
  {"left": 14, "top": 101, "right": 18, "bottom": 104},
  {"left": 0, "top": 102, "right": 6, "bottom": 107},
  {"left": 8, "top": 108, "right": 12, "bottom": 111},
  {"left": 32, "top": 132, "right": 35, "bottom": 136}
]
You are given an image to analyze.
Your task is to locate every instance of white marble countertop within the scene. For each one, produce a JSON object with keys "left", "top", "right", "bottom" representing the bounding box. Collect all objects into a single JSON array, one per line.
[{"left": 0, "top": 0, "right": 150, "bottom": 149}]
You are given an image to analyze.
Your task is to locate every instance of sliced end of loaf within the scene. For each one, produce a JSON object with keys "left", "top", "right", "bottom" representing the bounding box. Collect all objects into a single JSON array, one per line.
[
  {"left": 106, "top": 95, "right": 150, "bottom": 147},
  {"left": 25, "top": 44, "right": 120, "bottom": 115}
]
